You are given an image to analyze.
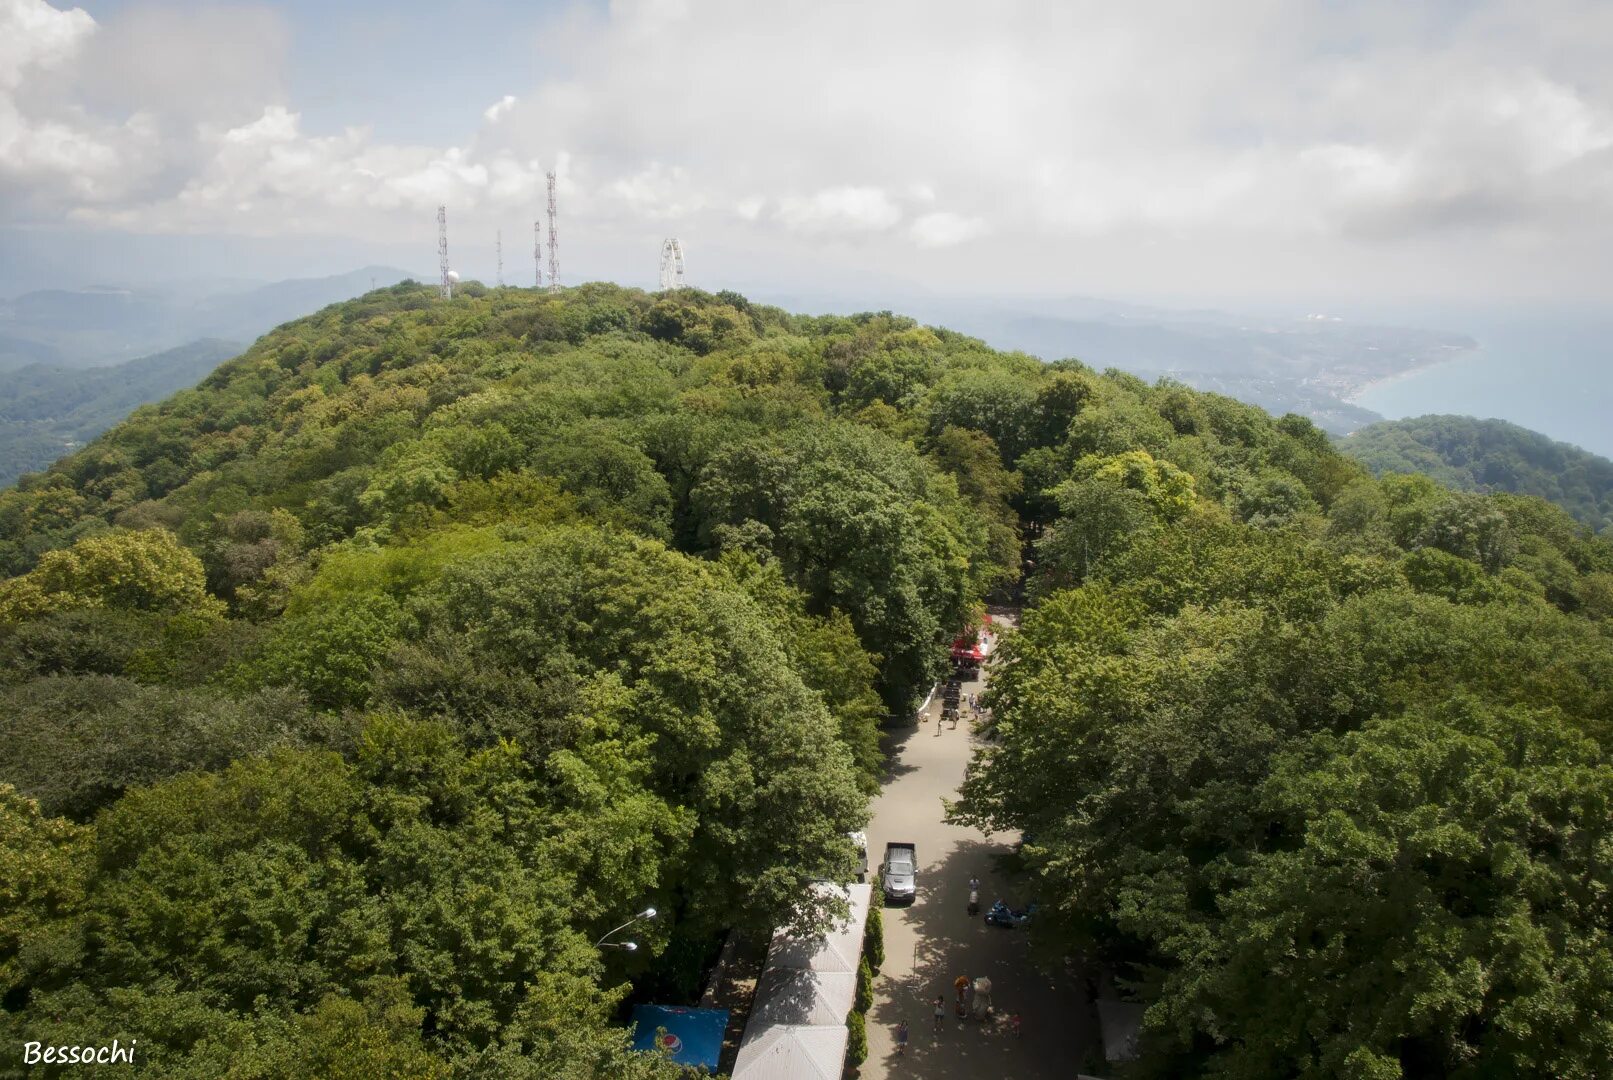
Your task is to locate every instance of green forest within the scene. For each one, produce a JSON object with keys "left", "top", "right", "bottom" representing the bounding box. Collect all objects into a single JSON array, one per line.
[
  {"left": 1342, "top": 414, "right": 1613, "bottom": 534},
  {"left": 0, "top": 340, "right": 243, "bottom": 488},
  {"left": 1, "top": 282, "right": 1610, "bottom": 1078}
]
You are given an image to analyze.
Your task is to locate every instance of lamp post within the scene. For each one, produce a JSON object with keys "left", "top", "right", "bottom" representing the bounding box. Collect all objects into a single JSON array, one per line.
[{"left": 594, "top": 906, "right": 658, "bottom": 951}]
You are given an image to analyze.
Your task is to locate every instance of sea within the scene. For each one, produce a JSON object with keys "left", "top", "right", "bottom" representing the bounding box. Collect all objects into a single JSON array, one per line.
[{"left": 1350, "top": 307, "right": 1613, "bottom": 460}]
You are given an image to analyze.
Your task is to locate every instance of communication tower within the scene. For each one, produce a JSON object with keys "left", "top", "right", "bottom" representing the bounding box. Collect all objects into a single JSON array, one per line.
[
  {"left": 658, "top": 238, "right": 686, "bottom": 290},
  {"left": 533, "top": 221, "right": 543, "bottom": 288},
  {"left": 546, "top": 171, "right": 560, "bottom": 292},
  {"left": 437, "top": 206, "right": 452, "bottom": 299}
]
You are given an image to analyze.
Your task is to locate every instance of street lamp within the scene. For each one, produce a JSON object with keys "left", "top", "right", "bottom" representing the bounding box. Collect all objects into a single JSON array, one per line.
[{"left": 594, "top": 906, "right": 658, "bottom": 950}]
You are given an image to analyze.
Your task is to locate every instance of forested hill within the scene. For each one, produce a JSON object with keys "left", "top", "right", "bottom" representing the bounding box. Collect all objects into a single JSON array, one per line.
[
  {"left": 0, "top": 338, "right": 243, "bottom": 487},
  {"left": 2, "top": 281, "right": 1610, "bottom": 1078},
  {"left": 1342, "top": 413, "right": 1613, "bottom": 533}
]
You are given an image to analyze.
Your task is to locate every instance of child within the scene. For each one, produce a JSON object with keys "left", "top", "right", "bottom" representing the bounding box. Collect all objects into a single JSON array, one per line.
[{"left": 896, "top": 1019, "right": 909, "bottom": 1055}]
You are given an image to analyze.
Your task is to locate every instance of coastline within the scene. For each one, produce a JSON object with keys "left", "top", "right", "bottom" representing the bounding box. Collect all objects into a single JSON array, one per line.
[{"left": 1341, "top": 346, "right": 1476, "bottom": 407}]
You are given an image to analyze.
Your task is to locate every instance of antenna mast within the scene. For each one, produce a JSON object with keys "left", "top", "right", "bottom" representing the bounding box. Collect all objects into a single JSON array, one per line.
[
  {"left": 659, "top": 238, "right": 686, "bottom": 290},
  {"left": 496, "top": 229, "right": 503, "bottom": 287},
  {"left": 533, "top": 221, "right": 543, "bottom": 288},
  {"left": 437, "top": 205, "right": 452, "bottom": 299},
  {"left": 546, "top": 171, "right": 560, "bottom": 293}
]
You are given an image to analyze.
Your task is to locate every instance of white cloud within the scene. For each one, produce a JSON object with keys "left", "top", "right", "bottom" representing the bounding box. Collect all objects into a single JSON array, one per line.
[
  {"left": 0, "top": 0, "right": 92, "bottom": 91},
  {"left": 0, "top": 2, "right": 159, "bottom": 204},
  {"left": 67, "top": 105, "right": 552, "bottom": 235},
  {"left": 909, "top": 211, "right": 987, "bottom": 248},
  {"left": 483, "top": 95, "right": 517, "bottom": 124},
  {"left": 606, "top": 162, "right": 702, "bottom": 219},
  {"left": 5, "top": 0, "right": 1613, "bottom": 302},
  {"left": 775, "top": 186, "right": 902, "bottom": 234}
]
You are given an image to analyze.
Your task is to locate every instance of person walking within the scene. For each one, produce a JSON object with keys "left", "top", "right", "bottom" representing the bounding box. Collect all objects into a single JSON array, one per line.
[
  {"left": 954, "top": 974, "right": 969, "bottom": 1005},
  {"left": 932, "top": 995, "right": 946, "bottom": 1033},
  {"left": 896, "top": 1019, "right": 909, "bottom": 1055}
]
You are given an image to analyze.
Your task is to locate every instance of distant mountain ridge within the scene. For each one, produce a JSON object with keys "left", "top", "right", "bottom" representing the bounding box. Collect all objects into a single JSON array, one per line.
[
  {"left": 1341, "top": 414, "right": 1613, "bottom": 533},
  {"left": 0, "top": 338, "right": 243, "bottom": 486},
  {"left": 0, "top": 266, "right": 415, "bottom": 370},
  {"left": 0, "top": 266, "right": 417, "bottom": 481}
]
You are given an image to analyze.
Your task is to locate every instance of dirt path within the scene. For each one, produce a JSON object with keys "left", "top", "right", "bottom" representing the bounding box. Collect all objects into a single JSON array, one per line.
[{"left": 859, "top": 610, "right": 1096, "bottom": 1078}]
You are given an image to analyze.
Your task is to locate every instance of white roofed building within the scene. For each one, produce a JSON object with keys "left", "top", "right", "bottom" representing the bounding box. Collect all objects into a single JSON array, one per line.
[{"left": 731, "top": 882, "right": 872, "bottom": 1080}]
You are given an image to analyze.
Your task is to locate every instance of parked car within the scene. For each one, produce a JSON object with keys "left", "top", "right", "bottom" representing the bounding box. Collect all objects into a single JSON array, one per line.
[{"left": 882, "top": 842, "right": 917, "bottom": 904}]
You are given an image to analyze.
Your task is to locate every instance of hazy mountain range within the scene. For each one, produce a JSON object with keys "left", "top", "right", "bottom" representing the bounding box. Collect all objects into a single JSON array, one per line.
[
  {"left": 0, "top": 339, "right": 244, "bottom": 486},
  {"left": 0, "top": 265, "right": 417, "bottom": 484},
  {"left": 0, "top": 265, "right": 416, "bottom": 371}
]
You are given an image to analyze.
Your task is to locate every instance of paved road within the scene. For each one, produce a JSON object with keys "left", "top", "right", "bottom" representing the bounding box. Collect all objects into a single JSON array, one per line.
[{"left": 860, "top": 612, "right": 1095, "bottom": 1079}]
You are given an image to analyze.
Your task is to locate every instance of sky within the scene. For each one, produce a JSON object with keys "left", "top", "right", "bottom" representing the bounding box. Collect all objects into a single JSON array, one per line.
[{"left": 3, "top": 0, "right": 1612, "bottom": 312}]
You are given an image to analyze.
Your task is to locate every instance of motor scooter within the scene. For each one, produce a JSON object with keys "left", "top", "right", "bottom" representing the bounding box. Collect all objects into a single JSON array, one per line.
[{"left": 985, "top": 899, "right": 1036, "bottom": 928}]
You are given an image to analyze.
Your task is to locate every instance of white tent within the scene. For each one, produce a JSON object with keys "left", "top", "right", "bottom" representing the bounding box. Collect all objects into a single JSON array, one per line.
[
  {"left": 731, "top": 1024, "right": 849, "bottom": 1080},
  {"left": 732, "top": 882, "right": 872, "bottom": 1079},
  {"left": 748, "top": 969, "right": 859, "bottom": 1028},
  {"left": 765, "top": 883, "right": 871, "bottom": 975}
]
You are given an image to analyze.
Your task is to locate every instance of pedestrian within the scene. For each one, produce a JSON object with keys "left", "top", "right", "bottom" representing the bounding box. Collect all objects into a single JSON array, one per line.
[
  {"left": 1008, "top": 1013, "right": 1023, "bottom": 1039},
  {"left": 954, "top": 974, "right": 969, "bottom": 1004},
  {"left": 969, "top": 875, "right": 980, "bottom": 893},
  {"left": 932, "top": 995, "right": 946, "bottom": 1033},
  {"left": 895, "top": 1019, "right": 909, "bottom": 1055}
]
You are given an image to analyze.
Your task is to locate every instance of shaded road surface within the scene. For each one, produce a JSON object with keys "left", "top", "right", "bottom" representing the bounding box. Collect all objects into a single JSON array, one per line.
[{"left": 860, "top": 611, "right": 1095, "bottom": 1078}]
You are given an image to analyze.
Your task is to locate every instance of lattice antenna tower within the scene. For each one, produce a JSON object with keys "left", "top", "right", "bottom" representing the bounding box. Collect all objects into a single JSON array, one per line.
[
  {"left": 437, "top": 205, "right": 452, "bottom": 299},
  {"left": 533, "top": 221, "right": 543, "bottom": 288},
  {"left": 658, "top": 238, "right": 686, "bottom": 290},
  {"left": 545, "top": 171, "right": 560, "bottom": 292},
  {"left": 496, "top": 229, "right": 503, "bottom": 287}
]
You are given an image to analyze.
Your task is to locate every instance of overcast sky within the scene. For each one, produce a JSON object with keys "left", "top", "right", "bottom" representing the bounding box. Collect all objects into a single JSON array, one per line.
[{"left": 3, "top": 0, "right": 1611, "bottom": 310}]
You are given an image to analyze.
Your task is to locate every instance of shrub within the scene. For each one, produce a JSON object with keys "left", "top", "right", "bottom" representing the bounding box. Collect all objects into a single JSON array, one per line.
[
  {"left": 846, "top": 1009, "right": 867, "bottom": 1066},
  {"left": 864, "top": 902, "right": 885, "bottom": 972},
  {"left": 856, "top": 955, "right": 874, "bottom": 1013}
]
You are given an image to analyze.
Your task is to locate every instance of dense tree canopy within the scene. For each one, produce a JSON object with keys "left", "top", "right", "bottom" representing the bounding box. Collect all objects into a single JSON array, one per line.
[
  {"left": 959, "top": 423, "right": 1613, "bottom": 1078},
  {"left": 1342, "top": 414, "right": 1613, "bottom": 534},
  {"left": 1, "top": 280, "right": 1609, "bottom": 1077}
]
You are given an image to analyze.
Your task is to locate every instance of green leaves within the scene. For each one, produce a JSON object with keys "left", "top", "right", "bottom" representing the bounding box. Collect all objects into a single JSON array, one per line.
[
  {"left": 1192, "top": 701, "right": 1613, "bottom": 1077},
  {"left": 966, "top": 495, "right": 1613, "bottom": 1076},
  {"left": 9, "top": 716, "right": 677, "bottom": 1071},
  {"left": 0, "top": 528, "right": 222, "bottom": 621},
  {"left": 692, "top": 421, "right": 979, "bottom": 710}
]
